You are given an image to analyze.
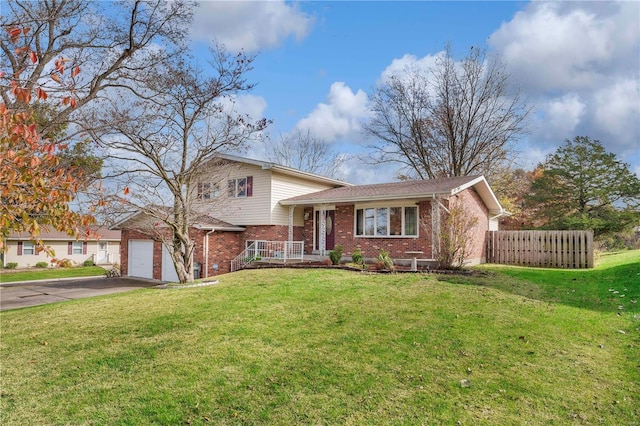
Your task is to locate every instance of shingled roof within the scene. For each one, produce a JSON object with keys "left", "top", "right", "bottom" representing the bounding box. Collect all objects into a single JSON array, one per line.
[
  {"left": 280, "top": 175, "right": 504, "bottom": 214},
  {"left": 7, "top": 226, "right": 121, "bottom": 241},
  {"left": 110, "top": 208, "right": 245, "bottom": 232}
]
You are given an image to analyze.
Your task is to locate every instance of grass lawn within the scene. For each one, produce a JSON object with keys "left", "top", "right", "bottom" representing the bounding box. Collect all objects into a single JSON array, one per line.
[
  {"left": 0, "top": 266, "right": 106, "bottom": 283},
  {"left": 1, "top": 251, "right": 638, "bottom": 425}
]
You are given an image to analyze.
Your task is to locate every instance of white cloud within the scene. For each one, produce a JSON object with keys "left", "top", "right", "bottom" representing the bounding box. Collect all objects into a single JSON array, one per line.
[
  {"left": 535, "top": 93, "right": 586, "bottom": 141},
  {"left": 220, "top": 94, "right": 268, "bottom": 122},
  {"left": 378, "top": 52, "right": 443, "bottom": 84},
  {"left": 295, "top": 82, "right": 370, "bottom": 142},
  {"left": 191, "top": 1, "right": 313, "bottom": 52},
  {"left": 592, "top": 78, "right": 640, "bottom": 149},
  {"left": 489, "top": 1, "right": 640, "bottom": 168},
  {"left": 489, "top": 1, "right": 639, "bottom": 92}
]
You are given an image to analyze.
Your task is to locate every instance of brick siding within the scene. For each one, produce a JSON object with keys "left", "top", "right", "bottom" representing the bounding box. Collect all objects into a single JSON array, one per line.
[{"left": 300, "top": 188, "right": 490, "bottom": 264}]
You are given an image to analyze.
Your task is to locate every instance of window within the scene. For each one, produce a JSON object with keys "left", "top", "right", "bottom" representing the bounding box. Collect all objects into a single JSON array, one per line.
[
  {"left": 22, "top": 241, "right": 35, "bottom": 255},
  {"left": 197, "top": 182, "right": 220, "bottom": 200},
  {"left": 355, "top": 206, "right": 418, "bottom": 237},
  {"left": 72, "top": 241, "right": 83, "bottom": 255},
  {"left": 228, "top": 176, "right": 253, "bottom": 198}
]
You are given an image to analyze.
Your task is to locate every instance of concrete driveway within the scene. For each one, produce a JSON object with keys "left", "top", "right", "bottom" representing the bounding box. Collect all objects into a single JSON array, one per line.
[{"left": 0, "top": 276, "right": 162, "bottom": 311}]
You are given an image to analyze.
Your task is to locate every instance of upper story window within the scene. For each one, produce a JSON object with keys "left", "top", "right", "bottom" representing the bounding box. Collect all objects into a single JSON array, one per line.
[
  {"left": 355, "top": 206, "right": 418, "bottom": 237},
  {"left": 197, "top": 182, "right": 220, "bottom": 200},
  {"left": 228, "top": 176, "right": 253, "bottom": 198}
]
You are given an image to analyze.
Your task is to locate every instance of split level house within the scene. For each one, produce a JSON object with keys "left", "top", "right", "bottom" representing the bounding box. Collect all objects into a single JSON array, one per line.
[
  {"left": 114, "top": 154, "right": 507, "bottom": 281},
  {"left": 2, "top": 227, "right": 121, "bottom": 268}
]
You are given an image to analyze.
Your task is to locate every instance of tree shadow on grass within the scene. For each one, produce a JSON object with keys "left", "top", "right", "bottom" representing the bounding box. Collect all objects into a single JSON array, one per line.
[{"left": 437, "top": 261, "right": 640, "bottom": 314}]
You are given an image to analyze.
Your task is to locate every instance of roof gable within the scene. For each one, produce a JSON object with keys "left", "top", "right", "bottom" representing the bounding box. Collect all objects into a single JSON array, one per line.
[
  {"left": 110, "top": 208, "right": 244, "bottom": 231},
  {"left": 204, "top": 154, "right": 351, "bottom": 188}
]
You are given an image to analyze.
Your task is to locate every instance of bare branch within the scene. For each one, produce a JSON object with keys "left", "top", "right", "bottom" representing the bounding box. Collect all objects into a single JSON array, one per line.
[{"left": 363, "top": 45, "right": 531, "bottom": 180}]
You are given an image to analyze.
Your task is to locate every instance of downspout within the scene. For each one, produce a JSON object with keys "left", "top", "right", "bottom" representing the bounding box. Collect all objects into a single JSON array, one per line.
[
  {"left": 430, "top": 194, "right": 440, "bottom": 261},
  {"left": 204, "top": 228, "right": 216, "bottom": 279},
  {"left": 489, "top": 209, "right": 509, "bottom": 230}
]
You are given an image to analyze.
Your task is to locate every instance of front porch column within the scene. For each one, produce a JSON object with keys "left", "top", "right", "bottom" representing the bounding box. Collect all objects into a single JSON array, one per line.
[
  {"left": 319, "top": 205, "right": 327, "bottom": 256},
  {"left": 288, "top": 205, "right": 295, "bottom": 242}
]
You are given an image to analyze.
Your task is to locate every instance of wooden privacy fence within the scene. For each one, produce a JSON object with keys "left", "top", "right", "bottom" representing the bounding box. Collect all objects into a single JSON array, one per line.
[{"left": 486, "top": 230, "right": 594, "bottom": 269}]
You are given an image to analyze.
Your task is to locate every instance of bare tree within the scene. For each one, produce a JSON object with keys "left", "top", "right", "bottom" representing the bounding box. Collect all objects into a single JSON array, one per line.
[
  {"left": 364, "top": 45, "right": 530, "bottom": 179},
  {"left": 86, "top": 49, "right": 268, "bottom": 283},
  {"left": 267, "top": 129, "right": 346, "bottom": 179},
  {"left": 429, "top": 198, "right": 479, "bottom": 269},
  {"left": 1, "top": 0, "right": 193, "bottom": 136}
]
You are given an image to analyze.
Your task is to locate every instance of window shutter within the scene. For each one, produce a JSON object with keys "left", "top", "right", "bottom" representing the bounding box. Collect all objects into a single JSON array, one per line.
[
  {"left": 68, "top": 242, "right": 73, "bottom": 255},
  {"left": 197, "top": 183, "right": 202, "bottom": 199},
  {"left": 83, "top": 242, "right": 87, "bottom": 255},
  {"left": 17, "top": 241, "right": 23, "bottom": 256},
  {"left": 246, "top": 176, "right": 253, "bottom": 197}
]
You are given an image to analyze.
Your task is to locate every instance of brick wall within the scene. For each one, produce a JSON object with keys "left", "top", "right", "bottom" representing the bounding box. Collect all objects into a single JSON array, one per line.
[
  {"left": 205, "top": 231, "right": 241, "bottom": 276},
  {"left": 302, "top": 201, "right": 434, "bottom": 261},
  {"left": 120, "top": 227, "right": 242, "bottom": 279},
  {"left": 451, "top": 187, "right": 489, "bottom": 264},
  {"left": 303, "top": 207, "right": 315, "bottom": 254},
  {"left": 300, "top": 192, "right": 489, "bottom": 265},
  {"left": 120, "top": 229, "right": 162, "bottom": 279}
]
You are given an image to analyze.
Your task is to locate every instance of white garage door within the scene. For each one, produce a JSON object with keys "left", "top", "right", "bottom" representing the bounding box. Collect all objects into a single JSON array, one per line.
[
  {"left": 162, "top": 244, "right": 180, "bottom": 283},
  {"left": 128, "top": 240, "right": 154, "bottom": 279}
]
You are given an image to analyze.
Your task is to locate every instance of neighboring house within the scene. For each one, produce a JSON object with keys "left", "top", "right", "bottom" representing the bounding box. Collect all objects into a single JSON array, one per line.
[
  {"left": 3, "top": 227, "right": 121, "bottom": 268},
  {"left": 116, "top": 155, "right": 507, "bottom": 280}
]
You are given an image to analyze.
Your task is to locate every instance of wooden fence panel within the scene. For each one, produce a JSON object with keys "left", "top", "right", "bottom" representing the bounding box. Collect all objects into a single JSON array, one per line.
[{"left": 486, "top": 230, "right": 594, "bottom": 269}]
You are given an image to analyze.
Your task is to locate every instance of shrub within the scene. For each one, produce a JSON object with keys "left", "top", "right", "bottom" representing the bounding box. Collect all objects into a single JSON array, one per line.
[
  {"left": 83, "top": 259, "right": 95, "bottom": 267},
  {"left": 105, "top": 263, "right": 121, "bottom": 278},
  {"left": 57, "top": 259, "right": 73, "bottom": 268},
  {"left": 5, "top": 262, "right": 18, "bottom": 269},
  {"left": 376, "top": 249, "right": 395, "bottom": 271},
  {"left": 351, "top": 248, "right": 363, "bottom": 266},
  {"left": 35, "top": 262, "right": 49, "bottom": 268},
  {"left": 329, "top": 245, "right": 344, "bottom": 265}
]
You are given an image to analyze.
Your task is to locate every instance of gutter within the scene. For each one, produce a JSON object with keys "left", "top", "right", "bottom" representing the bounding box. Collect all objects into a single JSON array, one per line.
[
  {"left": 489, "top": 209, "right": 512, "bottom": 221},
  {"left": 280, "top": 192, "right": 447, "bottom": 206}
]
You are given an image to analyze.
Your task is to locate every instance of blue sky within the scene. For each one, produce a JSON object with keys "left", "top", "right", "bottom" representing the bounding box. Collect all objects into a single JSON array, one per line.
[{"left": 190, "top": 1, "right": 640, "bottom": 184}]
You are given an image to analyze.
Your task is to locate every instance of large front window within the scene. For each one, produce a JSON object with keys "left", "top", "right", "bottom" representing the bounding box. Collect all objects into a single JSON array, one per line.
[{"left": 355, "top": 206, "right": 418, "bottom": 237}]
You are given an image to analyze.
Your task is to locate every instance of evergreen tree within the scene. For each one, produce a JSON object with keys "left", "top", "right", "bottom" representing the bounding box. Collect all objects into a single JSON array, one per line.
[{"left": 526, "top": 136, "right": 640, "bottom": 236}]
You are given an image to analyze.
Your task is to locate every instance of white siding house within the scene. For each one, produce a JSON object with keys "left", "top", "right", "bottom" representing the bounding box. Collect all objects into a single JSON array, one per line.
[{"left": 3, "top": 227, "right": 121, "bottom": 268}]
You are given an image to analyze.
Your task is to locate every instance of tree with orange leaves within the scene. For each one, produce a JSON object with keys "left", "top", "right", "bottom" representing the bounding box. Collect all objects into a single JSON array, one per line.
[{"left": 0, "top": 26, "right": 94, "bottom": 254}]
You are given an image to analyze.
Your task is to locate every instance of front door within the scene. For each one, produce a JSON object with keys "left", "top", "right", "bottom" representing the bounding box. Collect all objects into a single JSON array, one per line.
[
  {"left": 97, "top": 242, "right": 108, "bottom": 264},
  {"left": 315, "top": 210, "right": 335, "bottom": 252}
]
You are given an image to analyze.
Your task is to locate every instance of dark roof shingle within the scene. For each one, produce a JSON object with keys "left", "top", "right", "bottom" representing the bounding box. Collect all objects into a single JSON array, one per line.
[{"left": 281, "top": 175, "right": 482, "bottom": 204}]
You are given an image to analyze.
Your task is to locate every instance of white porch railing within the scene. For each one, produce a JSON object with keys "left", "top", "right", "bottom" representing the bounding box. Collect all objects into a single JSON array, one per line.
[
  {"left": 231, "top": 240, "right": 304, "bottom": 272},
  {"left": 92, "top": 252, "right": 119, "bottom": 265}
]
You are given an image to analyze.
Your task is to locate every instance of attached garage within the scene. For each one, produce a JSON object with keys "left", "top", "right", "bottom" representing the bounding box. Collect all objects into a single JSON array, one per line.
[
  {"left": 128, "top": 240, "right": 154, "bottom": 279},
  {"left": 161, "top": 244, "right": 180, "bottom": 283},
  {"left": 114, "top": 211, "right": 245, "bottom": 279}
]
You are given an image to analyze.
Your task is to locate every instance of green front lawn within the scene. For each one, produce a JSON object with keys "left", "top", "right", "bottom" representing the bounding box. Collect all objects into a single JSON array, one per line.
[
  {"left": 1, "top": 251, "right": 638, "bottom": 425},
  {"left": 0, "top": 266, "right": 106, "bottom": 283}
]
